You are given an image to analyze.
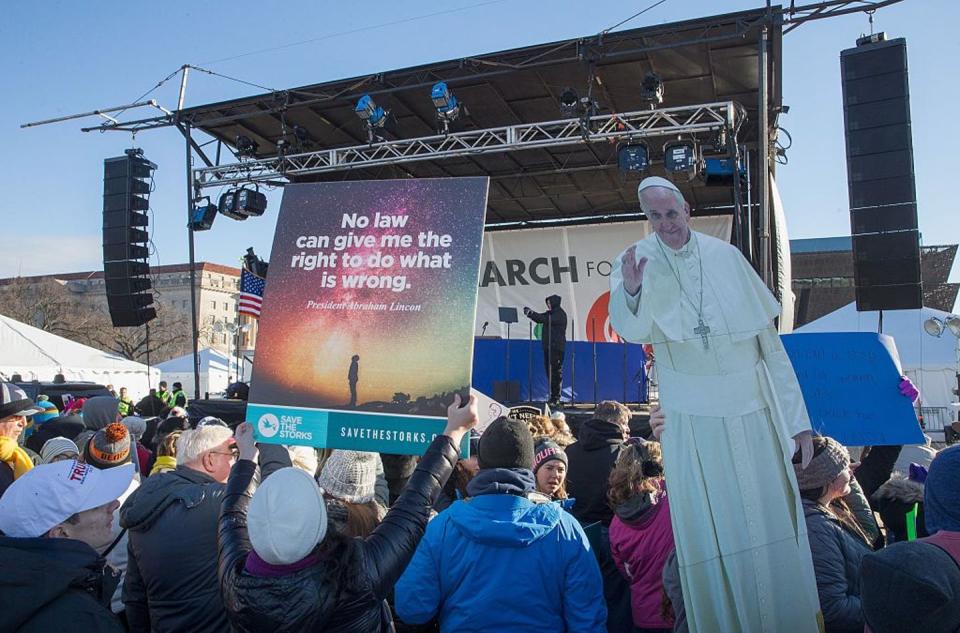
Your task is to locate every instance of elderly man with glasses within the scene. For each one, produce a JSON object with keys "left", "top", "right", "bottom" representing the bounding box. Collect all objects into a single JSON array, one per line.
[{"left": 119, "top": 423, "right": 285, "bottom": 633}]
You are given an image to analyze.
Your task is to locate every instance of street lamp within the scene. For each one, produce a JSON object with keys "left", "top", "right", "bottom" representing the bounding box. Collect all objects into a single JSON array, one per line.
[
  {"left": 923, "top": 313, "right": 960, "bottom": 438},
  {"left": 213, "top": 321, "right": 252, "bottom": 383}
]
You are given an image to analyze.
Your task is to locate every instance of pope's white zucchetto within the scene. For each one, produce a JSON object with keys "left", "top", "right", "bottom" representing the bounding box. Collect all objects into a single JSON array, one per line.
[{"left": 637, "top": 176, "right": 682, "bottom": 200}]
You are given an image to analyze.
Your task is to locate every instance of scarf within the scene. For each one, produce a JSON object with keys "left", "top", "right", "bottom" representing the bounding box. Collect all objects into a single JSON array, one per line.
[
  {"left": 149, "top": 455, "right": 177, "bottom": 476},
  {"left": 0, "top": 436, "right": 35, "bottom": 479}
]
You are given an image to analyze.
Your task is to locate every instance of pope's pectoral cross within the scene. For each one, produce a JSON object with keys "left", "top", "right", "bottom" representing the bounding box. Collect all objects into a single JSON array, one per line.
[{"left": 694, "top": 318, "right": 711, "bottom": 350}]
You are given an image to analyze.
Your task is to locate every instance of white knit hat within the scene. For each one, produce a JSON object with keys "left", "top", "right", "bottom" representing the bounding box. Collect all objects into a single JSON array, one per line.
[
  {"left": 247, "top": 467, "right": 327, "bottom": 565},
  {"left": 316, "top": 450, "right": 378, "bottom": 504}
]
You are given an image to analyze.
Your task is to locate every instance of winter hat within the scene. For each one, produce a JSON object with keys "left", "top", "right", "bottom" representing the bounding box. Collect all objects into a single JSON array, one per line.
[
  {"left": 248, "top": 466, "right": 327, "bottom": 565},
  {"left": 32, "top": 401, "right": 60, "bottom": 424},
  {"left": 477, "top": 417, "right": 534, "bottom": 470},
  {"left": 793, "top": 436, "right": 850, "bottom": 492},
  {"left": 925, "top": 444, "right": 960, "bottom": 533},
  {"left": 157, "top": 416, "right": 190, "bottom": 438},
  {"left": 0, "top": 382, "right": 44, "bottom": 419},
  {"left": 82, "top": 396, "right": 119, "bottom": 430},
  {"left": 85, "top": 422, "right": 131, "bottom": 468},
  {"left": 533, "top": 438, "right": 567, "bottom": 474},
  {"left": 288, "top": 445, "right": 319, "bottom": 477},
  {"left": 316, "top": 450, "right": 378, "bottom": 503},
  {"left": 121, "top": 416, "right": 147, "bottom": 442},
  {"left": 0, "top": 460, "right": 134, "bottom": 538},
  {"left": 40, "top": 437, "right": 80, "bottom": 464},
  {"left": 197, "top": 416, "right": 228, "bottom": 429},
  {"left": 860, "top": 541, "right": 960, "bottom": 633}
]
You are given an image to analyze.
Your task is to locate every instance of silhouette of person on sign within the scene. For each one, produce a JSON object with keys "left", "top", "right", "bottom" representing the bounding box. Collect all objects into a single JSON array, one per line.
[{"left": 348, "top": 355, "right": 360, "bottom": 407}]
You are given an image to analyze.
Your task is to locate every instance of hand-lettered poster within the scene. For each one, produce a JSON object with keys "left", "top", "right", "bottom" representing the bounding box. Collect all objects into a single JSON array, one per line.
[
  {"left": 782, "top": 332, "right": 924, "bottom": 446},
  {"left": 247, "top": 178, "right": 489, "bottom": 455}
]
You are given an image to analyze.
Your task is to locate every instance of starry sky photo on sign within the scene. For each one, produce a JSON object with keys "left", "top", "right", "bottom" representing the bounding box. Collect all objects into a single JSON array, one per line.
[{"left": 249, "top": 178, "right": 488, "bottom": 416}]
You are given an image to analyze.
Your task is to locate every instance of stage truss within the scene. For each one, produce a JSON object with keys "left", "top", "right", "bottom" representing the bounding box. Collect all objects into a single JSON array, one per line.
[{"left": 193, "top": 101, "right": 743, "bottom": 190}]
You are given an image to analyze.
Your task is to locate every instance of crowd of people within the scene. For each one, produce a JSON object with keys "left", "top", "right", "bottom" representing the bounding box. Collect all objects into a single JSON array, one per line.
[{"left": 0, "top": 378, "right": 958, "bottom": 632}]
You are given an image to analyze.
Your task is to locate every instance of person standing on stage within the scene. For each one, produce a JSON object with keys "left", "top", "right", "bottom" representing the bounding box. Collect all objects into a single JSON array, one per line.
[
  {"left": 523, "top": 295, "right": 567, "bottom": 406},
  {"left": 608, "top": 176, "right": 821, "bottom": 632}
]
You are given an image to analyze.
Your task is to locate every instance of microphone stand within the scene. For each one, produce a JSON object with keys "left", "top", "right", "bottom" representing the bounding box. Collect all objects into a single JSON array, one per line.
[
  {"left": 592, "top": 318, "right": 598, "bottom": 405},
  {"left": 571, "top": 318, "right": 576, "bottom": 407}
]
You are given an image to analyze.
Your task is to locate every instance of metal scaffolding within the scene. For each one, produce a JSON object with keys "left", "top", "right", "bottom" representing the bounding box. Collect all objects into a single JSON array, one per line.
[{"left": 193, "top": 102, "right": 743, "bottom": 190}]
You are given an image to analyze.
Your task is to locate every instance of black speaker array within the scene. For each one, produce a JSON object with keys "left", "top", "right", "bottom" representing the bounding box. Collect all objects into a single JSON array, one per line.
[
  {"left": 841, "top": 35, "right": 921, "bottom": 311},
  {"left": 103, "top": 149, "right": 158, "bottom": 327}
]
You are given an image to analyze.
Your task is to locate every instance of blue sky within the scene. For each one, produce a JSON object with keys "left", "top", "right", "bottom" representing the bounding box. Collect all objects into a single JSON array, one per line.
[{"left": 2, "top": 0, "right": 956, "bottom": 281}]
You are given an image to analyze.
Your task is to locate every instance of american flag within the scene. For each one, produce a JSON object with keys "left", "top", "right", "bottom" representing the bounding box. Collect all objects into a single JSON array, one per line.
[{"left": 239, "top": 270, "right": 265, "bottom": 318}]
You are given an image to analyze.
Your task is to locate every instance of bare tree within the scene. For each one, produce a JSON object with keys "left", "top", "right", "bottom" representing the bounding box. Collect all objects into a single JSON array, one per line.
[
  {"left": 0, "top": 278, "right": 195, "bottom": 364},
  {"left": 0, "top": 278, "right": 102, "bottom": 341}
]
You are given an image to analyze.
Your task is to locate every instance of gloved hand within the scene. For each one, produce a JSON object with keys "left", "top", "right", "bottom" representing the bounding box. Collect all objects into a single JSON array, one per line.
[
  {"left": 898, "top": 376, "right": 919, "bottom": 402},
  {"left": 908, "top": 463, "right": 928, "bottom": 484}
]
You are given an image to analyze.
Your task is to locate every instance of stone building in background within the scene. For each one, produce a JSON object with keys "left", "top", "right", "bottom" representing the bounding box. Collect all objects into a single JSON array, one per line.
[
  {"left": 0, "top": 262, "right": 258, "bottom": 365},
  {"left": 791, "top": 237, "right": 959, "bottom": 328}
]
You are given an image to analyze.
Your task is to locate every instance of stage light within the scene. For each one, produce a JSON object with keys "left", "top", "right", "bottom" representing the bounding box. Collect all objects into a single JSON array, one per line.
[
  {"left": 235, "top": 135, "right": 258, "bottom": 158},
  {"left": 559, "top": 88, "right": 579, "bottom": 117},
  {"left": 355, "top": 94, "right": 396, "bottom": 141},
  {"left": 663, "top": 140, "right": 700, "bottom": 182},
  {"left": 617, "top": 143, "right": 649, "bottom": 173},
  {"left": 431, "top": 82, "right": 460, "bottom": 119},
  {"left": 189, "top": 197, "right": 217, "bottom": 231},
  {"left": 924, "top": 317, "right": 945, "bottom": 337},
  {"left": 431, "top": 82, "right": 464, "bottom": 134},
  {"left": 218, "top": 190, "right": 247, "bottom": 221},
  {"left": 703, "top": 158, "right": 746, "bottom": 187},
  {"left": 640, "top": 72, "right": 664, "bottom": 106},
  {"left": 292, "top": 124, "right": 311, "bottom": 149},
  {"left": 355, "top": 94, "right": 387, "bottom": 127},
  {"left": 235, "top": 186, "right": 267, "bottom": 217}
]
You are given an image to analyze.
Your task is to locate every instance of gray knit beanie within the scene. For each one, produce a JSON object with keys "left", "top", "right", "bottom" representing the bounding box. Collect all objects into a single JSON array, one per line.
[
  {"left": 793, "top": 436, "right": 850, "bottom": 492},
  {"left": 316, "top": 450, "right": 378, "bottom": 503},
  {"left": 82, "top": 396, "right": 119, "bottom": 430}
]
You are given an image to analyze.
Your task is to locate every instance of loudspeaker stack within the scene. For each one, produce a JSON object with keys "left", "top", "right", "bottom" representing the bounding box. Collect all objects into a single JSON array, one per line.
[{"left": 102, "top": 149, "right": 158, "bottom": 327}]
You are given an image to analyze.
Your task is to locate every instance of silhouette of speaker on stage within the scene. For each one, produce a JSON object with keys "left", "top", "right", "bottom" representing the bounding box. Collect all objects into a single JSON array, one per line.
[{"left": 523, "top": 295, "right": 567, "bottom": 406}]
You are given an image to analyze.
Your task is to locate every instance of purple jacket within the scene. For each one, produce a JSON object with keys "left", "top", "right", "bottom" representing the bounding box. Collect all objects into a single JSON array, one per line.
[{"left": 609, "top": 486, "right": 675, "bottom": 629}]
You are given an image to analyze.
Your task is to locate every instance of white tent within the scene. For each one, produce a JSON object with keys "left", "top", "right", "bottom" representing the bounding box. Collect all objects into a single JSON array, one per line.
[
  {"left": 156, "top": 348, "right": 241, "bottom": 398},
  {"left": 796, "top": 303, "right": 958, "bottom": 421},
  {"left": 0, "top": 313, "right": 160, "bottom": 396}
]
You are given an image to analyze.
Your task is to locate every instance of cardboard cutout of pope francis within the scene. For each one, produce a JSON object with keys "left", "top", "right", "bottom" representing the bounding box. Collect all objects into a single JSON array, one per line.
[{"left": 609, "top": 177, "right": 822, "bottom": 633}]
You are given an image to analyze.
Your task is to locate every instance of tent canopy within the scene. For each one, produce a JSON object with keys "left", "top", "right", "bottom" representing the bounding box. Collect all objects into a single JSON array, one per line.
[
  {"left": 0, "top": 313, "right": 159, "bottom": 396},
  {"left": 156, "top": 348, "right": 242, "bottom": 398}
]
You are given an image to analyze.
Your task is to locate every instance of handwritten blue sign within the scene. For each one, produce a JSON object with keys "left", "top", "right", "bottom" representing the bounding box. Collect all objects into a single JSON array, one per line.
[{"left": 782, "top": 332, "right": 924, "bottom": 446}]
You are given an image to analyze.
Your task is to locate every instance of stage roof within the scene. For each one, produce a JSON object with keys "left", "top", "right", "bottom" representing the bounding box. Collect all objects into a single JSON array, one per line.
[{"left": 181, "top": 6, "right": 783, "bottom": 224}]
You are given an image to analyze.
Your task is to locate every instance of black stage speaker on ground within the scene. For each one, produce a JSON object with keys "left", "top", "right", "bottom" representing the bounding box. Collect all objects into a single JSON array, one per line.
[
  {"left": 103, "top": 149, "right": 158, "bottom": 327},
  {"left": 841, "top": 34, "right": 921, "bottom": 311}
]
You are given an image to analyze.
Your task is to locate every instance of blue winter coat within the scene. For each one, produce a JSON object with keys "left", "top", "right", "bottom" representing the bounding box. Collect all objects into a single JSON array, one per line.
[{"left": 395, "top": 484, "right": 607, "bottom": 632}]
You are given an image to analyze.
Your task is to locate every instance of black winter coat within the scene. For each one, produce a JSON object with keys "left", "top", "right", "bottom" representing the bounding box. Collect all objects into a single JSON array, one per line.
[
  {"left": 24, "top": 414, "right": 85, "bottom": 454},
  {"left": 525, "top": 295, "right": 567, "bottom": 352},
  {"left": 218, "top": 434, "right": 459, "bottom": 633},
  {"left": 565, "top": 418, "right": 625, "bottom": 526},
  {"left": 120, "top": 445, "right": 290, "bottom": 633},
  {"left": 802, "top": 499, "right": 873, "bottom": 633},
  {"left": 0, "top": 536, "right": 123, "bottom": 632}
]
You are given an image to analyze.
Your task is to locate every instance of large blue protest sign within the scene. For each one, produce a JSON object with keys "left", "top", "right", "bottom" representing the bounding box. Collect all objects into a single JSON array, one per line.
[{"left": 782, "top": 332, "right": 924, "bottom": 446}]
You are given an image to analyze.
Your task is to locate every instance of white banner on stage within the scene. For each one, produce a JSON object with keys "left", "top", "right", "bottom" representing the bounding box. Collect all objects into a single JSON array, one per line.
[{"left": 476, "top": 217, "right": 733, "bottom": 341}]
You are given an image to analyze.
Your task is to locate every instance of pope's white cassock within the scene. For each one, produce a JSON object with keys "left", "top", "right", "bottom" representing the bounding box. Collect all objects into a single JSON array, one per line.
[{"left": 609, "top": 230, "right": 822, "bottom": 633}]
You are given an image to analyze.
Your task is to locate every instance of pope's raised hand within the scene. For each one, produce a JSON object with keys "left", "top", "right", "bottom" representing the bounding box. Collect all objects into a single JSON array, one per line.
[{"left": 621, "top": 245, "right": 648, "bottom": 296}]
